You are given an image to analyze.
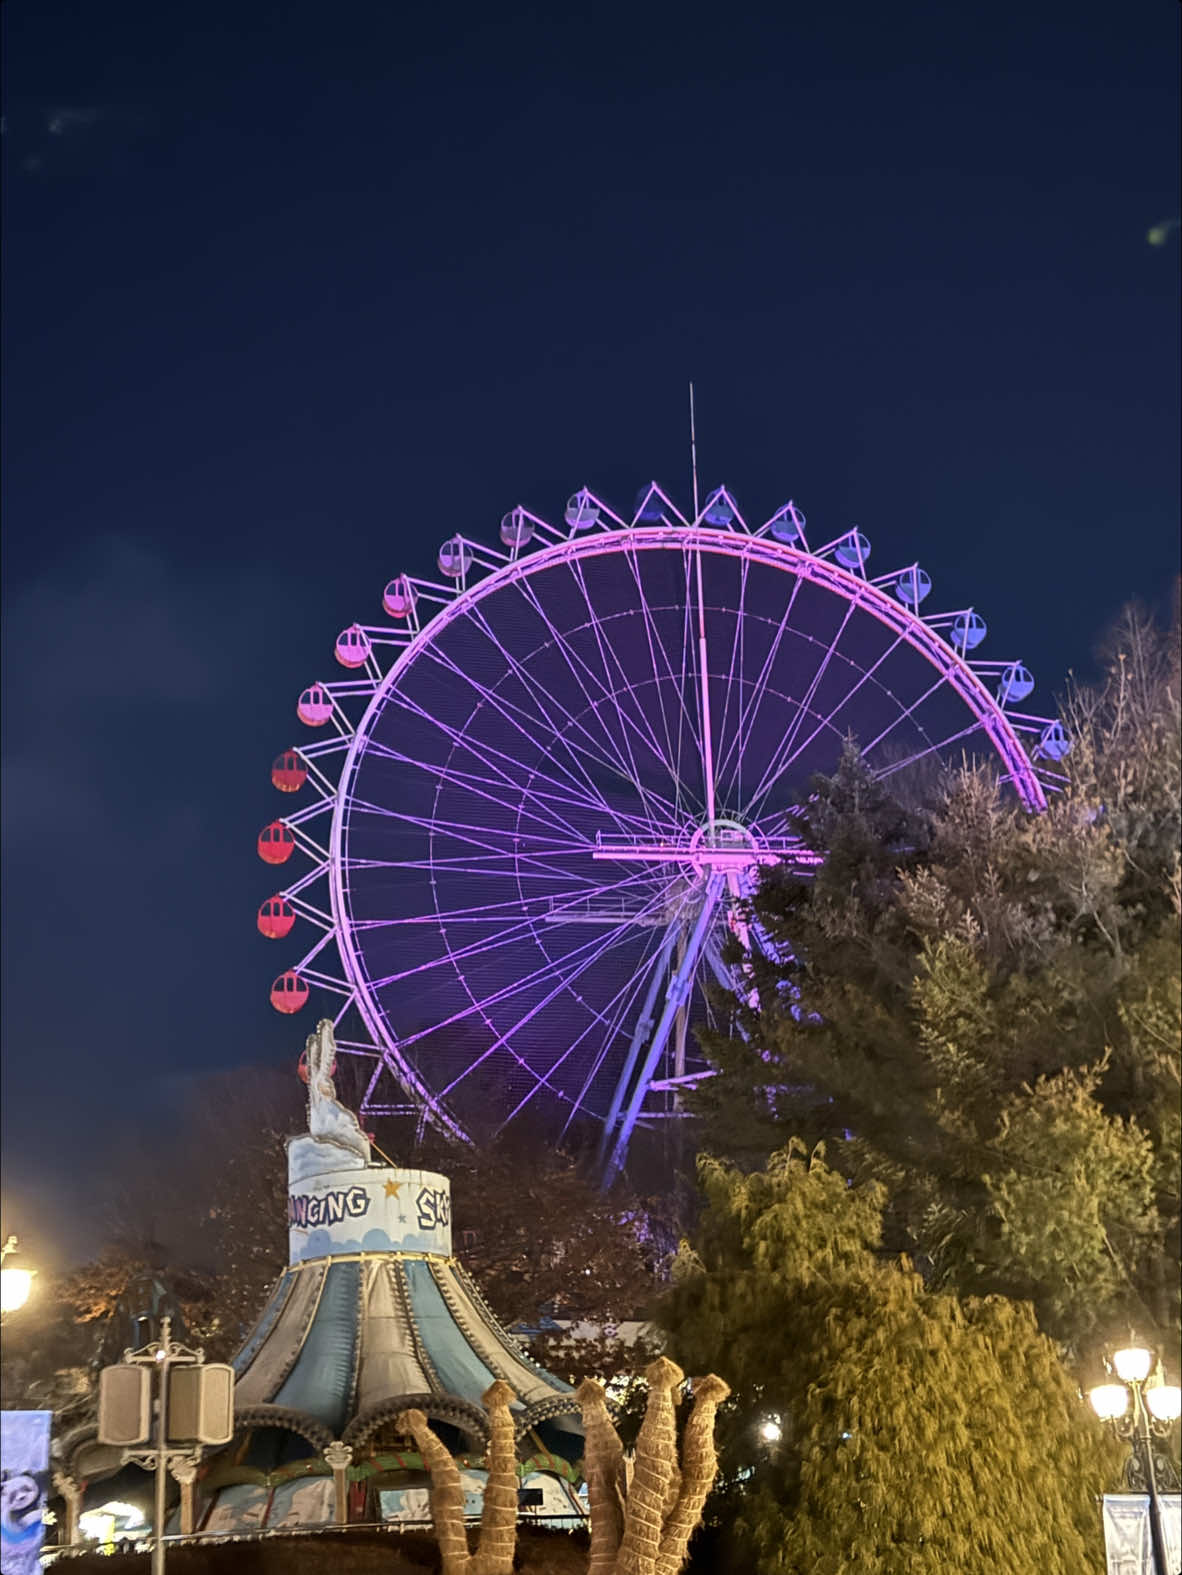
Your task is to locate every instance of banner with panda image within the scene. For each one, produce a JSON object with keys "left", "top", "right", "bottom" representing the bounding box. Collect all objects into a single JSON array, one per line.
[{"left": 1, "top": 1411, "right": 51, "bottom": 1575}]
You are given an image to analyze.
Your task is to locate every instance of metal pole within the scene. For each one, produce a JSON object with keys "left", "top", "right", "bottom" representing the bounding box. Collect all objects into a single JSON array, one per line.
[
  {"left": 153, "top": 1317, "right": 171, "bottom": 1575},
  {"left": 1134, "top": 1386, "right": 1169, "bottom": 1575}
]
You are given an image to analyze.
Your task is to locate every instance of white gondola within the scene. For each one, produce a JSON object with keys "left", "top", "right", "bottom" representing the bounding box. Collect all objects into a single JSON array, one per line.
[
  {"left": 334, "top": 625, "right": 372, "bottom": 669},
  {"left": 500, "top": 508, "right": 535, "bottom": 547},
  {"left": 297, "top": 684, "right": 333, "bottom": 726},
  {"left": 1037, "top": 720, "right": 1071, "bottom": 760},
  {"left": 951, "top": 611, "right": 987, "bottom": 652},
  {"left": 383, "top": 577, "right": 416, "bottom": 618},
  {"left": 894, "top": 567, "right": 932, "bottom": 608},
  {"left": 997, "top": 663, "right": 1035, "bottom": 704},
  {"left": 702, "top": 487, "right": 735, "bottom": 526},
  {"left": 564, "top": 490, "right": 600, "bottom": 530},
  {"left": 768, "top": 502, "right": 806, "bottom": 545},
  {"left": 834, "top": 529, "right": 871, "bottom": 571},
  {"left": 438, "top": 536, "right": 473, "bottom": 577}
]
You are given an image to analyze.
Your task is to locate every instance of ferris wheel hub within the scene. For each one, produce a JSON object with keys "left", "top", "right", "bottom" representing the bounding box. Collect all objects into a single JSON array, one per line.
[{"left": 591, "top": 817, "right": 820, "bottom": 878}]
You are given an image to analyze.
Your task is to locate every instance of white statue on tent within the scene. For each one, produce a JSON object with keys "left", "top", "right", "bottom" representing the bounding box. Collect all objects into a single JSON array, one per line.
[{"left": 304, "top": 1018, "right": 371, "bottom": 1164}]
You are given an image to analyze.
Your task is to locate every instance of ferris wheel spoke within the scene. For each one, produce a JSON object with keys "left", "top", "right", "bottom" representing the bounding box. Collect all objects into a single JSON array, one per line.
[
  {"left": 858, "top": 667, "right": 957, "bottom": 758},
  {"left": 389, "top": 687, "right": 618, "bottom": 843},
  {"left": 558, "top": 883, "right": 703, "bottom": 1133},
  {"left": 512, "top": 573, "right": 686, "bottom": 827},
  {"left": 620, "top": 543, "right": 707, "bottom": 798},
  {"left": 348, "top": 772, "right": 587, "bottom": 854},
  {"left": 713, "top": 550, "right": 752, "bottom": 809},
  {"left": 350, "top": 815, "right": 621, "bottom": 890},
  {"left": 431, "top": 876, "right": 684, "bottom": 1102},
  {"left": 464, "top": 601, "right": 667, "bottom": 833},
  {"left": 746, "top": 593, "right": 862, "bottom": 809},
  {"left": 746, "top": 630, "right": 908, "bottom": 822},
  {"left": 562, "top": 555, "right": 692, "bottom": 824},
  {"left": 870, "top": 718, "right": 985, "bottom": 781},
  {"left": 395, "top": 873, "right": 682, "bottom": 1059},
  {"left": 405, "top": 646, "right": 635, "bottom": 832},
  {"left": 498, "top": 922, "right": 684, "bottom": 1131},
  {"left": 360, "top": 736, "right": 627, "bottom": 834},
  {"left": 345, "top": 845, "right": 621, "bottom": 885},
  {"left": 368, "top": 867, "right": 668, "bottom": 991},
  {"left": 418, "top": 633, "right": 682, "bottom": 839},
  {"left": 716, "top": 568, "right": 807, "bottom": 809}
]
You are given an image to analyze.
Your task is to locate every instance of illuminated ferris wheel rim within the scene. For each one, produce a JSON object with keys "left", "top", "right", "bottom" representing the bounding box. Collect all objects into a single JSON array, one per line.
[
  {"left": 258, "top": 481, "right": 1070, "bottom": 1169},
  {"left": 333, "top": 523, "right": 1049, "bottom": 818}
]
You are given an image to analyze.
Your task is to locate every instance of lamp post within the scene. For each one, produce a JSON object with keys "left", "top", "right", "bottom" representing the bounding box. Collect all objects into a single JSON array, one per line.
[
  {"left": 98, "top": 1315, "right": 235, "bottom": 1575},
  {"left": 0, "top": 1235, "right": 36, "bottom": 1323},
  {"left": 1088, "top": 1341, "right": 1181, "bottom": 1575}
]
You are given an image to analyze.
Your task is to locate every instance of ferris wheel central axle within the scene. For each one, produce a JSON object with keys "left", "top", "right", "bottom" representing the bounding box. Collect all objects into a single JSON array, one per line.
[{"left": 591, "top": 820, "right": 822, "bottom": 876}]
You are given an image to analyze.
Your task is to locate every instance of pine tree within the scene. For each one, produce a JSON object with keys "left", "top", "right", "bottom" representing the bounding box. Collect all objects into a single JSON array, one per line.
[{"left": 690, "top": 601, "right": 1181, "bottom": 1353}]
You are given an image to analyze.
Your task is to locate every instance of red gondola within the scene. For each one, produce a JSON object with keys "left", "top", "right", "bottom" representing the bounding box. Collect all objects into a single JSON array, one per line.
[
  {"left": 258, "top": 896, "right": 296, "bottom": 939},
  {"left": 271, "top": 971, "right": 309, "bottom": 1014},
  {"left": 257, "top": 821, "right": 295, "bottom": 864},
  {"left": 271, "top": 750, "right": 307, "bottom": 793}
]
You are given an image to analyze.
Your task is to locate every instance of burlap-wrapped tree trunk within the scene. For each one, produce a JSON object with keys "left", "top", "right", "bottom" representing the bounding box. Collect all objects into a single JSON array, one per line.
[
  {"left": 395, "top": 1407, "right": 471, "bottom": 1575},
  {"left": 653, "top": 1374, "right": 730, "bottom": 1575},
  {"left": 408, "top": 1360, "right": 728, "bottom": 1575},
  {"left": 576, "top": 1377, "right": 627, "bottom": 1575},
  {"left": 615, "top": 1356, "right": 685, "bottom": 1575},
  {"left": 471, "top": 1379, "right": 518, "bottom": 1575}
]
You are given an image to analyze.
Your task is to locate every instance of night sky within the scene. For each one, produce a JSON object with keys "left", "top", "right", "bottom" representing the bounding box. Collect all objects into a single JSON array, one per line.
[{"left": 2, "top": 0, "right": 1178, "bottom": 1265}]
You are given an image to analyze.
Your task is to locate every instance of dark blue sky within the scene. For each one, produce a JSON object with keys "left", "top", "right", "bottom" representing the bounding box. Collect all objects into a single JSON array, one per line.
[{"left": 2, "top": 0, "right": 1178, "bottom": 1263}]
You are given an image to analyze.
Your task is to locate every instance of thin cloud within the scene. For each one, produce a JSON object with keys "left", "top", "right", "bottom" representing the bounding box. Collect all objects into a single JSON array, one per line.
[
  {"left": 47, "top": 105, "right": 105, "bottom": 136},
  {"left": 17, "top": 103, "right": 156, "bottom": 175}
]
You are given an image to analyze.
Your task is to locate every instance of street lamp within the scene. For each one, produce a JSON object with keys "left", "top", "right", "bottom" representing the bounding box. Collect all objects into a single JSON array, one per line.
[
  {"left": 1088, "top": 1339, "right": 1181, "bottom": 1575},
  {"left": 0, "top": 1235, "right": 36, "bottom": 1321}
]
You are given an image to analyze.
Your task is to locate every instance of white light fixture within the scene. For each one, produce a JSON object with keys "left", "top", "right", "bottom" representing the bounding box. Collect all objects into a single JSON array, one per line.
[
  {"left": 758, "top": 1417, "right": 782, "bottom": 1444},
  {"left": 1146, "top": 1385, "right": 1182, "bottom": 1424},
  {"left": 1089, "top": 1383, "right": 1130, "bottom": 1421},
  {"left": 0, "top": 1266, "right": 34, "bottom": 1315},
  {"left": 1112, "top": 1346, "right": 1154, "bottom": 1385}
]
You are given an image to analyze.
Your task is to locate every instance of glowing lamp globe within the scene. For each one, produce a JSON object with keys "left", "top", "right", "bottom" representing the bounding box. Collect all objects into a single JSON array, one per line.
[
  {"left": 1089, "top": 1384, "right": 1130, "bottom": 1421},
  {"left": 0, "top": 1267, "right": 34, "bottom": 1315},
  {"left": 1146, "top": 1385, "right": 1182, "bottom": 1423},
  {"left": 1113, "top": 1346, "right": 1154, "bottom": 1385}
]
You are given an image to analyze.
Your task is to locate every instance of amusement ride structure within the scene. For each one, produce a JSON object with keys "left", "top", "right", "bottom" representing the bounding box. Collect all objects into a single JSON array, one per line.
[{"left": 257, "top": 479, "right": 1070, "bottom": 1181}]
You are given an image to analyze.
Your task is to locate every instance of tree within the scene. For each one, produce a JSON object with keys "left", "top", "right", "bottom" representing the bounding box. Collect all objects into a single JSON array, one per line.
[
  {"left": 690, "top": 600, "right": 1181, "bottom": 1352},
  {"left": 409, "top": 1124, "right": 667, "bottom": 1382},
  {"left": 659, "top": 1144, "right": 1122, "bottom": 1574}
]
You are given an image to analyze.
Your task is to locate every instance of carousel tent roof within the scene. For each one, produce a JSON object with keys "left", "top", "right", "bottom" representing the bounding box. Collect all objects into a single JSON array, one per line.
[{"left": 230, "top": 1250, "right": 580, "bottom": 1456}]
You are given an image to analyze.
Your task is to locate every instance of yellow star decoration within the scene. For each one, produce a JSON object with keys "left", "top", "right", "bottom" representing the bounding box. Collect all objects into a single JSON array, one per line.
[{"left": 384, "top": 1179, "right": 402, "bottom": 1199}]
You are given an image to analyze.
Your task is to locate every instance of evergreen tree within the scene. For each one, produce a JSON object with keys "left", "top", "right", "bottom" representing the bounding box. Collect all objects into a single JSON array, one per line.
[
  {"left": 691, "top": 601, "right": 1181, "bottom": 1352},
  {"left": 660, "top": 1145, "right": 1122, "bottom": 1574}
]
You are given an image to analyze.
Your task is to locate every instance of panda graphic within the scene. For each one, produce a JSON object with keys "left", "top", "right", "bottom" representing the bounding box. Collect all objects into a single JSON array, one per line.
[{"left": 1, "top": 1469, "right": 47, "bottom": 1575}]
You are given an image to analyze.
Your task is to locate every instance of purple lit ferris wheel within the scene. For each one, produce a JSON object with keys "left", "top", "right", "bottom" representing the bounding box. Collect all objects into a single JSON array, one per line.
[{"left": 256, "top": 481, "right": 1070, "bottom": 1181}]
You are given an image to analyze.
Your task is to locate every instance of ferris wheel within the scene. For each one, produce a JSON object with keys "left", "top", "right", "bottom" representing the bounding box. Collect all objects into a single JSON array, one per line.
[{"left": 256, "top": 481, "right": 1070, "bottom": 1181}]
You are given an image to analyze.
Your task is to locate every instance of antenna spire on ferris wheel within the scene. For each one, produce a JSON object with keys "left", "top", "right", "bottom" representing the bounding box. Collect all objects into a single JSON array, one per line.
[{"left": 255, "top": 442, "right": 1072, "bottom": 1183}]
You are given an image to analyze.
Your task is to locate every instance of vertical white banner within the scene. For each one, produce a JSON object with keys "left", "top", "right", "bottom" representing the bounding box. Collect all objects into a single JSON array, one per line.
[
  {"left": 0, "top": 1410, "right": 51, "bottom": 1575},
  {"left": 1102, "top": 1494, "right": 1182, "bottom": 1575}
]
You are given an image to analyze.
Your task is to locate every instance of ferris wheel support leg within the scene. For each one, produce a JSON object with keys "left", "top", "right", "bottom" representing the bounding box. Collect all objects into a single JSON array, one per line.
[
  {"left": 596, "top": 921, "right": 683, "bottom": 1171},
  {"left": 603, "top": 876, "right": 726, "bottom": 1188}
]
